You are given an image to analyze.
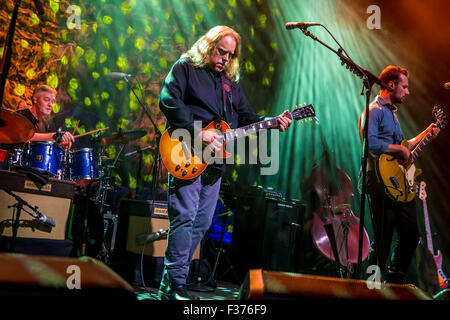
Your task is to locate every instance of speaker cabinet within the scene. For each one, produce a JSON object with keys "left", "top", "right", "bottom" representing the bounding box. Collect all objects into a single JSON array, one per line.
[
  {"left": 0, "top": 253, "right": 135, "bottom": 297},
  {"left": 239, "top": 269, "right": 431, "bottom": 300},
  {"left": 231, "top": 189, "right": 305, "bottom": 280},
  {"left": 0, "top": 169, "right": 76, "bottom": 240},
  {"left": 116, "top": 199, "right": 199, "bottom": 259}
]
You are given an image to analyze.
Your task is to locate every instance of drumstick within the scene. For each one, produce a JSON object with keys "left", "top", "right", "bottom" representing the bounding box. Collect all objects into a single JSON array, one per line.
[
  {"left": 72, "top": 120, "right": 80, "bottom": 135},
  {"left": 73, "top": 127, "right": 109, "bottom": 139}
]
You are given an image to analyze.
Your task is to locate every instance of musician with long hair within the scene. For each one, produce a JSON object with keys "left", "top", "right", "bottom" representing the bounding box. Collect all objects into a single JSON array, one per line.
[{"left": 158, "top": 25, "right": 292, "bottom": 300}]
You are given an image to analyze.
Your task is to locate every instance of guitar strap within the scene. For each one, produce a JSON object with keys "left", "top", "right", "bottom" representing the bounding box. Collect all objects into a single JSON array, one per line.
[{"left": 221, "top": 74, "right": 234, "bottom": 127}]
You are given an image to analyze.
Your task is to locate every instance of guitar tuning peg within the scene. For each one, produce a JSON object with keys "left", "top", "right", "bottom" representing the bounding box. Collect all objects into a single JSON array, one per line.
[
  {"left": 294, "top": 105, "right": 298, "bottom": 109},
  {"left": 303, "top": 102, "right": 307, "bottom": 106}
]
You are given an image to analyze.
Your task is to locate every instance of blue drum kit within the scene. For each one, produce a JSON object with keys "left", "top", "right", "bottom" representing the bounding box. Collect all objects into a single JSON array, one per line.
[{"left": 0, "top": 114, "right": 147, "bottom": 260}]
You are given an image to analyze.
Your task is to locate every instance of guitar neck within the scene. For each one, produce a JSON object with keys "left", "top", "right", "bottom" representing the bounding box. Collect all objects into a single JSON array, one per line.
[
  {"left": 422, "top": 198, "right": 435, "bottom": 255},
  {"left": 224, "top": 115, "right": 287, "bottom": 142},
  {"left": 411, "top": 130, "right": 434, "bottom": 162}
]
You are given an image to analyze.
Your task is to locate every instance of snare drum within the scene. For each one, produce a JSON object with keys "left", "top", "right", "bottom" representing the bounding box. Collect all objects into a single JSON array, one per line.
[
  {"left": 69, "top": 148, "right": 100, "bottom": 181},
  {"left": 25, "top": 141, "right": 65, "bottom": 176}
]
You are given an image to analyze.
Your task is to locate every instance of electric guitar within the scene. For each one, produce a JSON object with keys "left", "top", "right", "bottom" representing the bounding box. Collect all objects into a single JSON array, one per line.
[
  {"left": 159, "top": 104, "right": 316, "bottom": 180},
  {"left": 376, "top": 106, "right": 446, "bottom": 202},
  {"left": 418, "top": 181, "right": 449, "bottom": 289}
]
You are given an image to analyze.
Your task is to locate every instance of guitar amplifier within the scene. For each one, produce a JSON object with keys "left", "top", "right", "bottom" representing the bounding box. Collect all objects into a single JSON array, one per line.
[
  {"left": 116, "top": 199, "right": 199, "bottom": 259},
  {"left": 0, "top": 169, "right": 76, "bottom": 241},
  {"left": 230, "top": 189, "right": 306, "bottom": 281}
]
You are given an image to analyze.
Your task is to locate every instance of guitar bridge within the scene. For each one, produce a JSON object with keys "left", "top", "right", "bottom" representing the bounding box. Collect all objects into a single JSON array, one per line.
[{"left": 390, "top": 176, "right": 400, "bottom": 188}]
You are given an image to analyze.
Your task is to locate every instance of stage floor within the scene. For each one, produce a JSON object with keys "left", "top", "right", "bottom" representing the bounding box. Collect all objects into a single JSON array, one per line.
[{"left": 133, "top": 281, "right": 241, "bottom": 300}]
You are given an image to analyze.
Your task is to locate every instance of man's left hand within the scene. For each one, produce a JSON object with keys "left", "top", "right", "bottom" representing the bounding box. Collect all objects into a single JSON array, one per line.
[
  {"left": 276, "top": 110, "right": 292, "bottom": 132},
  {"left": 428, "top": 123, "right": 440, "bottom": 139}
]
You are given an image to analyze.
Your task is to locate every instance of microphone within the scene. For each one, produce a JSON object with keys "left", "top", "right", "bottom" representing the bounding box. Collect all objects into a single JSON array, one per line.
[
  {"left": 444, "top": 82, "right": 450, "bottom": 90},
  {"left": 136, "top": 229, "right": 168, "bottom": 245},
  {"left": 105, "top": 72, "right": 135, "bottom": 79},
  {"left": 38, "top": 214, "right": 56, "bottom": 228},
  {"left": 32, "top": 0, "right": 45, "bottom": 15},
  {"left": 285, "top": 22, "right": 321, "bottom": 30}
]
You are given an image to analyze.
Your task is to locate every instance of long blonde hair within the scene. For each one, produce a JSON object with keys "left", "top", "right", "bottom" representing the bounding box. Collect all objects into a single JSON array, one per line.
[{"left": 182, "top": 26, "right": 241, "bottom": 82}]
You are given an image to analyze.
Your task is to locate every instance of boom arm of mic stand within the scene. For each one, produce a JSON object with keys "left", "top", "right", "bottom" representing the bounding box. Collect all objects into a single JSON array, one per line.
[{"left": 0, "top": 186, "right": 48, "bottom": 225}]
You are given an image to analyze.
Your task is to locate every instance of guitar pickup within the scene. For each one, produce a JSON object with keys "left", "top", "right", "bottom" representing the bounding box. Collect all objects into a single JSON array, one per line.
[{"left": 390, "top": 176, "right": 400, "bottom": 188}]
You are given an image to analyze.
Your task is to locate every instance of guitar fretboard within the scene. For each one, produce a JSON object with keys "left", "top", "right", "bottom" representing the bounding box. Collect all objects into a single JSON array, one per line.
[
  {"left": 412, "top": 130, "right": 434, "bottom": 162},
  {"left": 224, "top": 115, "right": 288, "bottom": 142}
]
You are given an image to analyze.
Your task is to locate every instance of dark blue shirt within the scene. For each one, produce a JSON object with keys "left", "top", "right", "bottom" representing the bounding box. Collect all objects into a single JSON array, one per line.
[{"left": 359, "top": 95, "right": 403, "bottom": 170}]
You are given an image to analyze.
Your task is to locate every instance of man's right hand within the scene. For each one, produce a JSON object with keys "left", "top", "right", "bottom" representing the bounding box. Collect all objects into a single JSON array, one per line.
[
  {"left": 386, "top": 144, "right": 411, "bottom": 166},
  {"left": 200, "top": 129, "right": 223, "bottom": 153}
]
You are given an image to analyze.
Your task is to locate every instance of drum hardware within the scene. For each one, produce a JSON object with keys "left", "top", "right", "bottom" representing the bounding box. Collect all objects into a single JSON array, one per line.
[{"left": 123, "top": 145, "right": 155, "bottom": 195}]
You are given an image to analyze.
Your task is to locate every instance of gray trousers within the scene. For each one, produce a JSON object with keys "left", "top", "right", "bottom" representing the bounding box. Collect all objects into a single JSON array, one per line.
[{"left": 160, "top": 168, "right": 222, "bottom": 288}]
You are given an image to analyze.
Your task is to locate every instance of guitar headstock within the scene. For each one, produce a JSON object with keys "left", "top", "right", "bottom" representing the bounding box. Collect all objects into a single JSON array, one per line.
[
  {"left": 433, "top": 106, "right": 446, "bottom": 129},
  {"left": 290, "top": 103, "right": 316, "bottom": 122},
  {"left": 419, "top": 181, "right": 427, "bottom": 201}
]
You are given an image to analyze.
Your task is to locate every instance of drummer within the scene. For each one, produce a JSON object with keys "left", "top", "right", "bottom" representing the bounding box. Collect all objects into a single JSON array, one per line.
[{"left": 17, "top": 84, "right": 74, "bottom": 149}]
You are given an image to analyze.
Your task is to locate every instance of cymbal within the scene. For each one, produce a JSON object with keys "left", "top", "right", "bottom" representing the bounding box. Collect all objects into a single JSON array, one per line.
[
  {"left": 100, "top": 129, "right": 147, "bottom": 146},
  {"left": 0, "top": 109, "right": 35, "bottom": 144}
]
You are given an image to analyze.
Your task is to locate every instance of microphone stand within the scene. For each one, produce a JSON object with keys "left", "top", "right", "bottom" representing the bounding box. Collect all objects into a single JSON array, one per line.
[
  {"left": 123, "top": 76, "right": 162, "bottom": 201},
  {"left": 0, "top": 186, "right": 50, "bottom": 252},
  {"left": 298, "top": 26, "right": 391, "bottom": 279},
  {"left": 122, "top": 75, "right": 163, "bottom": 290}
]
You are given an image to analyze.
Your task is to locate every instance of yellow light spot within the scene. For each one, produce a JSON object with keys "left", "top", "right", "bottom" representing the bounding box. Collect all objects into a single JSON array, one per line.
[
  {"left": 159, "top": 57, "right": 167, "bottom": 69},
  {"left": 258, "top": 13, "right": 267, "bottom": 29},
  {"left": 103, "top": 16, "right": 113, "bottom": 24},
  {"left": 116, "top": 56, "right": 128, "bottom": 71},
  {"left": 21, "top": 39, "right": 29, "bottom": 48},
  {"left": 195, "top": 12, "right": 203, "bottom": 23},
  {"left": 226, "top": 9, "right": 233, "bottom": 20},
  {"left": 208, "top": 0, "right": 215, "bottom": 10},
  {"left": 14, "top": 84, "right": 26, "bottom": 96},
  {"left": 30, "top": 13, "right": 40, "bottom": 25},
  {"left": 26, "top": 69, "right": 36, "bottom": 79},
  {"left": 53, "top": 102, "right": 60, "bottom": 114},
  {"left": 46, "top": 73, "right": 59, "bottom": 89},
  {"left": 245, "top": 60, "right": 255, "bottom": 73},
  {"left": 135, "top": 37, "right": 145, "bottom": 51}
]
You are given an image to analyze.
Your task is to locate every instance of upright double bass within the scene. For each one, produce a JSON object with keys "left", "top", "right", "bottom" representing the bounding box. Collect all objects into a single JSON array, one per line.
[{"left": 306, "top": 160, "right": 370, "bottom": 271}]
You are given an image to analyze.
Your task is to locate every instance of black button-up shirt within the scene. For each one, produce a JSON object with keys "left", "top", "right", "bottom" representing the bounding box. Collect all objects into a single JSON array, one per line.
[{"left": 159, "top": 57, "right": 263, "bottom": 135}]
